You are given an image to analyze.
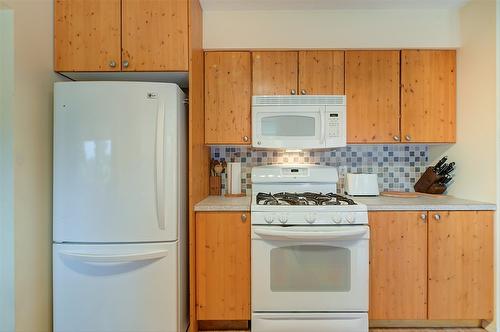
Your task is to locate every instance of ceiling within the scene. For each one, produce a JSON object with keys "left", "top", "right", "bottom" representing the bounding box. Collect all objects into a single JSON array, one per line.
[{"left": 200, "top": 0, "right": 469, "bottom": 11}]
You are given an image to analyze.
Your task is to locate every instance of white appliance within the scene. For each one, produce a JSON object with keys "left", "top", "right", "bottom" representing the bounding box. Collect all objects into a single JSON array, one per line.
[
  {"left": 251, "top": 165, "right": 369, "bottom": 332},
  {"left": 252, "top": 95, "right": 346, "bottom": 150},
  {"left": 53, "top": 82, "right": 188, "bottom": 332},
  {"left": 345, "top": 173, "right": 380, "bottom": 196}
]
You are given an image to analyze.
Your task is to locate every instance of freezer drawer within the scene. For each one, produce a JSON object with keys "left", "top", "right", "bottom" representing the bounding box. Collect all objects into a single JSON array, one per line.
[
  {"left": 252, "top": 312, "right": 368, "bottom": 332},
  {"left": 53, "top": 242, "right": 186, "bottom": 332}
]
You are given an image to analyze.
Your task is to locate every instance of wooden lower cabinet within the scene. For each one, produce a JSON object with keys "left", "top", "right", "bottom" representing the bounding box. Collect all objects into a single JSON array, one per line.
[
  {"left": 369, "top": 211, "right": 428, "bottom": 320},
  {"left": 195, "top": 211, "right": 251, "bottom": 321},
  {"left": 369, "top": 210, "right": 493, "bottom": 321},
  {"left": 428, "top": 210, "right": 494, "bottom": 320}
]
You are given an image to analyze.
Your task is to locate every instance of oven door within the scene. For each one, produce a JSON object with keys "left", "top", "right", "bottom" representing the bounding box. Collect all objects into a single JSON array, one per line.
[
  {"left": 252, "top": 225, "right": 369, "bottom": 312},
  {"left": 252, "top": 105, "right": 326, "bottom": 149}
]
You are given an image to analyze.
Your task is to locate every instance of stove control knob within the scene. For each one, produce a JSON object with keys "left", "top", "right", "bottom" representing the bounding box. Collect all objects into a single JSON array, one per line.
[
  {"left": 305, "top": 214, "right": 316, "bottom": 224},
  {"left": 264, "top": 215, "right": 274, "bottom": 224},
  {"left": 332, "top": 216, "right": 342, "bottom": 224},
  {"left": 346, "top": 214, "right": 356, "bottom": 224},
  {"left": 279, "top": 215, "right": 288, "bottom": 224}
]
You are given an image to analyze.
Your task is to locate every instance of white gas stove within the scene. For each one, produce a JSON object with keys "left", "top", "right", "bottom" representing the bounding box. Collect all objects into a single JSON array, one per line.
[{"left": 250, "top": 165, "right": 369, "bottom": 332}]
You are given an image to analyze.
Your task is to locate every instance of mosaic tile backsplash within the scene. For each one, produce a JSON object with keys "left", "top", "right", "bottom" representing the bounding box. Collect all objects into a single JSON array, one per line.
[{"left": 211, "top": 145, "right": 429, "bottom": 195}]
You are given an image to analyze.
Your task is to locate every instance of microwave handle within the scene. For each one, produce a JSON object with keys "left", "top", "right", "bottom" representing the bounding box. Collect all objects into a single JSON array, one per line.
[
  {"left": 254, "top": 227, "right": 368, "bottom": 241},
  {"left": 319, "top": 109, "right": 326, "bottom": 144}
]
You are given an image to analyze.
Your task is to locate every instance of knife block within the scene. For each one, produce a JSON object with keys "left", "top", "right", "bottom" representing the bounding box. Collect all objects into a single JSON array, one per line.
[
  {"left": 209, "top": 176, "right": 222, "bottom": 196},
  {"left": 414, "top": 167, "right": 443, "bottom": 194}
]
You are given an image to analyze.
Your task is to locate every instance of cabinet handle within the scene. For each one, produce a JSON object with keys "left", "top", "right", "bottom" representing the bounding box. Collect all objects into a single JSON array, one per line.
[
  {"left": 242, "top": 136, "right": 249, "bottom": 142},
  {"left": 290, "top": 89, "right": 296, "bottom": 95},
  {"left": 109, "top": 60, "right": 117, "bottom": 68},
  {"left": 241, "top": 214, "right": 247, "bottom": 222},
  {"left": 434, "top": 214, "right": 441, "bottom": 221},
  {"left": 405, "top": 135, "right": 412, "bottom": 141},
  {"left": 300, "top": 89, "right": 306, "bottom": 95},
  {"left": 421, "top": 213, "right": 426, "bottom": 220},
  {"left": 123, "top": 60, "right": 129, "bottom": 68},
  {"left": 393, "top": 135, "right": 400, "bottom": 142}
]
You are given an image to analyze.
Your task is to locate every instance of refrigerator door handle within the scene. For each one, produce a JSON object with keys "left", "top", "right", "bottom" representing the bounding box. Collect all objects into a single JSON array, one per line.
[
  {"left": 59, "top": 250, "right": 169, "bottom": 263},
  {"left": 155, "top": 101, "right": 166, "bottom": 230}
]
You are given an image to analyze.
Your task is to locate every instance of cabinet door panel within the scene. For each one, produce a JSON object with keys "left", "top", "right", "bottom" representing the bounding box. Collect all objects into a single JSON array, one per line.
[
  {"left": 252, "top": 51, "right": 298, "bottom": 95},
  {"left": 205, "top": 52, "right": 252, "bottom": 145},
  {"left": 428, "top": 210, "right": 493, "bottom": 319},
  {"left": 122, "top": 0, "right": 188, "bottom": 71},
  {"left": 298, "top": 51, "right": 345, "bottom": 95},
  {"left": 401, "top": 50, "right": 456, "bottom": 143},
  {"left": 196, "top": 212, "right": 251, "bottom": 320},
  {"left": 369, "top": 211, "right": 428, "bottom": 320},
  {"left": 54, "top": 0, "right": 121, "bottom": 71},
  {"left": 345, "top": 51, "right": 400, "bottom": 143}
]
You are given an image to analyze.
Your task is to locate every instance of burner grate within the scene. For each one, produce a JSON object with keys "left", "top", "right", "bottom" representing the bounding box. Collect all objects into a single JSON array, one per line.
[{"left": 256, "top": 192, "right": 357, "bottom": 206}]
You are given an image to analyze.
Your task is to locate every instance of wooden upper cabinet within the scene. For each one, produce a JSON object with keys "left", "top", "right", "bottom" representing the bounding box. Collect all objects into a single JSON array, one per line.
[
  {"left": 298, "top": 51, "right": 345, "bottom": 95},
  {"left": 122, "top": 0, "right": 188, "bottom": 71},
  {"left": 401, "top": 50, "right": 456, "bottom": 143},
  {"left": 345, "top": 51, "right": 400, "bottom": 143},
  {"left": 196, "top": 212, "right": 251, "bottom": 320},
  {"left": 54, "top": 0, "right": 121, "bottom": 71},
  {"left": 252, "top": 51, "right": 298, "bottom": 95},
  {"left": 428, "top": 211, "right": 493, "bottom": 320},
  {"left": 205, "top": 52, "right": 252, "bottom": 145},
  {"left": 369, "top": 211, "right": 428, "bottom": 320}
]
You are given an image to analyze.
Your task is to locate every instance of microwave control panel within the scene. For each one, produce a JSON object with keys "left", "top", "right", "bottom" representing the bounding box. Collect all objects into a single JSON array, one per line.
[{"left": 327, "top": 112, "right": 341, "bottom": 138}]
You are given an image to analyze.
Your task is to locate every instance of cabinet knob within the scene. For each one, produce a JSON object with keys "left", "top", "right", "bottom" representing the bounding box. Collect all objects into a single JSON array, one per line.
[
  {"left": 393, "top": 135, "right": 400, "bottom": 142},
  {"left": 300, "top": 89, "right": 306, "bottom": 95},
  {"left": 242, "top": 136, "right": 249, "bottom": 142},
  {"left": 290, "top": 89, "right": 296, "bottom": 95},
  {"left": 405, "top": 135, "right": 412, "bottom": 141},
  {"left": 123, "top": 60, "right": 129, "bottom": 68},
  {"left": 434, "top": 214, "right": 441, "bottom": 221},
  {"left": 421, "top": 213, "right": 426, "bottom": 220},
  {"left": 241, "top": 214, "right": 247, "bottom": 222},
  {"left": 109, "top": 60, "right": 117, "bottom": 68}
]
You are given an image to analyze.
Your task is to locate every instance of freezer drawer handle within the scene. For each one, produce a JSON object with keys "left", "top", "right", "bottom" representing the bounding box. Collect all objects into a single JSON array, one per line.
[
  {"left": 254, "top": 227, "right": 368, "bottom": 241},
  {"left": 59, "top": 250, "right": 169, "bottom": 263}
]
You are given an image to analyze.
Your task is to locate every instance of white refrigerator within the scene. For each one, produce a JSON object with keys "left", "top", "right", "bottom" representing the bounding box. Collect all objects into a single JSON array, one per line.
[{"left": 52, "top": 82, "right": 188, "bottom": 332}]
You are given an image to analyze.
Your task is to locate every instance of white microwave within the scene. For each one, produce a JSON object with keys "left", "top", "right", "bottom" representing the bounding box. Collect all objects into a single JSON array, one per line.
[{"left": 252, "top": 95, "right": 346, "bottom": 150}]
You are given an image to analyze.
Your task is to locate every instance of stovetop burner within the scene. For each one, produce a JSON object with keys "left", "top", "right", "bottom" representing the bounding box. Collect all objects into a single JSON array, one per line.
[{"left": 256, "top": 192, "right": 357, "bottom": 206}]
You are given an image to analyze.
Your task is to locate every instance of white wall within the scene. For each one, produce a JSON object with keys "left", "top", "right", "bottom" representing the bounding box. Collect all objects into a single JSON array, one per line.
[
  {"left": 2, "top": 0, "right": 59, "bottom": 331},
  {"left": 204, "top": 9, "right": 461, "bottom": 49},
  {"left": 429, "top": 0, "right": 497, "bottom": 203}
]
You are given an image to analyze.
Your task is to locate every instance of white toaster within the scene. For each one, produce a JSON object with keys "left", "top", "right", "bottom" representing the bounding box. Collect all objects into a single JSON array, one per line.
[{"left": 344, "top": 173, "right": 380, "bottom": 196}]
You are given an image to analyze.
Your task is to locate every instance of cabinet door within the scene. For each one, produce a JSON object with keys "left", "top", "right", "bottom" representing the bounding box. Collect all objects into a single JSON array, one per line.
[
  {"left": 401, "top": 50, "right": 456, "bottom": 143},
  {"left": 369, "top": 211, "right": 428, "bottom": 320},
  {"left": 298, "top": 51, "right": 345, "bottom": 95},
  {"left": 345, "top": 51, "right": 400, "bottom": 143},
  {"left": 196, "top": 212, "right": 251, "bottom": 320},
  {"left": 54, "top": 0, "right": 121, "bottom": 71},
  {"left": 122, "top": 0, "right": 188, "bottom": 71},
  {"left": 205, "top": 52, "right": 252, "bottom": 145},
  {"left": 428, "top": 211, "right": 493, "bottom": 319},
  {"left": 252, "top": 51, "right": 298, "bottom": 95}
]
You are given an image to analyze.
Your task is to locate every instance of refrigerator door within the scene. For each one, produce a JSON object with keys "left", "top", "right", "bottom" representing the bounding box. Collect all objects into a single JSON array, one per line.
[
  {"left": 54, "top": 82, "right": 184, "bottom": 243},
  {"left": 53, "top": 242, "right": 187, "bottom": 332}
]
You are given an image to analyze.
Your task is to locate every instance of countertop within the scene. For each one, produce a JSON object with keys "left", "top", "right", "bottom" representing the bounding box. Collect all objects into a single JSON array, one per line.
[{"left": 194, "top": 194, "right": 495, "bottom": 212}]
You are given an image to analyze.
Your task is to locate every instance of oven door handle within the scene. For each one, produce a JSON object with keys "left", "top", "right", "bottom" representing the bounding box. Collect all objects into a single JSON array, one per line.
[{"left": 253, "top": 227, "right": 368, "bottom": 241}]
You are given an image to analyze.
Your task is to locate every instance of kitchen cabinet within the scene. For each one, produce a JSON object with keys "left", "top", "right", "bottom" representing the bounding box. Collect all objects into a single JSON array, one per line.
[
  {"left": 345, "top": 50, "right": 401, "bottom": 143},
  {"left": 428, "top": 210, "right": 493, "bottom": 319},
  {"left": 401, "top": 50, "right": 456, "bottom": 143},
  {"left": 204, "top": 52, "right": 252, "bottom": 145},
  {"left": 252, "top": 51, "right": 298, "bottom": 95},
  {"left": 369, "top": 210, "right": 493, "bottom": 321},
  {"left": 55, "top": 0, "right": 188, "bottom": 72},
  {"left": 195, "top": 212, "right": 251, "bottom": 320},
  {"left": 298, "top": 51, "right": 345, "bottom": 95},
  {"left": 369, "top": 211, "right": 427, "bottom": 320}
]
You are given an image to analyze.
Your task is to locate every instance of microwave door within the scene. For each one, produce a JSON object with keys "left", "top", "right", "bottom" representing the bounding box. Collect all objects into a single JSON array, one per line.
[{"left": 253, "top": 106, "right": 325, "bottom": 149}]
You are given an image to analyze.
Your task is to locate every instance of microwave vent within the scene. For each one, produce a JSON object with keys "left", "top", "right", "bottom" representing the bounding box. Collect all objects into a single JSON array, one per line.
[{"left": 252, "top": 95, "right": 346, "bottom": 106}]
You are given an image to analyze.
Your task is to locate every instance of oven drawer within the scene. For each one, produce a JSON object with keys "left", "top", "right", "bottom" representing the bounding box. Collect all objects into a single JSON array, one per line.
[{"left": 252, "top": 312, "right": 368, "bottom": 332}]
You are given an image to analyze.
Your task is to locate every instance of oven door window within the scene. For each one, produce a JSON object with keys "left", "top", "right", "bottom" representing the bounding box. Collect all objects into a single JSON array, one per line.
[
  {"left": 261, "top": 115, "right": 316, "bottom": 137},
  {"left": 270, "top": 245, "right": 351, "bottom": 292}
]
